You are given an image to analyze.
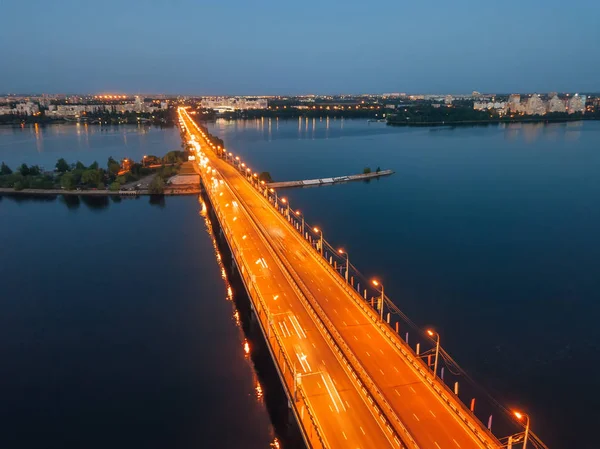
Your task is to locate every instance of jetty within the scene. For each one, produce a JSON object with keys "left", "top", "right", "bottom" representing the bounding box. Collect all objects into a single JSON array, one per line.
[{"left": 267, "top": 169, "right": 394, "bottom": 189}]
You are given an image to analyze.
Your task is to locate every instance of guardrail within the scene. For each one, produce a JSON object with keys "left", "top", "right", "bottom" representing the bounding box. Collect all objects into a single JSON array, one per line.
[
  {"left": 203, "top": 176, "right": 328, "bottom": 449},
  {"left": 196, "top": 151, "right": 416, "bottom": 449}
]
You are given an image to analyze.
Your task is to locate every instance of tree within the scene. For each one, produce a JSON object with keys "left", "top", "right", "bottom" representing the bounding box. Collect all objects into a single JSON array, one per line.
[
  {"left": 363, "top": 166, "right": 372, "bottom": 174},
  {"left": 55, "top": 158, "right": 70, "bottom": 173},
  {"left": 88, "top": 161, "right": 99, "bottom": 170},
  {"left": 61, "top": 173, "right": 75, "bottom": 190},
  {"left": 75, "top": 161, "right": 86, "bottom": 170},
  {"left": 81, "top": 169, "right": 101, "bottom": 186},
  {"left": 109, "top": 182, "right": 121, "bottom": 191},
  {"left": 29, "top": 165, "right": 41, "bottom": 176},
  {"left": 19, "top": 163, "right": 30, "bottom": 176},
  {"left": 107, "top": 157, "right": 121, "bottom": 178},
  {"left": 148, "top": 176, "right": 165, "bottom": 194},
  {"left": 259, "top": 171, "right": 273, "bottom": 183},
  {"left": 1, "top": 162, "right": 12, "bottom": 175},
  {"left": 376, "top": 166, "right": 381, "bottom": 173}
]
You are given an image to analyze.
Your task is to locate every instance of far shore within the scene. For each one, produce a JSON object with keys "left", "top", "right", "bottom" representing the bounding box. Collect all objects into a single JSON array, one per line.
[{"left": 0, "top": 187, "right": 201, "bottom": 196}]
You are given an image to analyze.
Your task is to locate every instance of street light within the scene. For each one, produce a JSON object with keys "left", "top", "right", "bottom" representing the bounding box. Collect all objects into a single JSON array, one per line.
[
  {"left": 514, "top": 411, "right": 530, "bottom": 449},
  {"left": 372, "top": 280, "right": 384, "bottom": 321},
  {"left": 313, "top": 227, "right": 323, "bottom": 256},
  {"left": 338, "top": 249, "right": 350, "bottom": 284},
  {"left": 281, "top": 197, "right": 290, "bottom": 218},
  {"left": 296, "top": 210, "right": 304, "bottom": 236},
  {"left": 427, "top": 329, "right": 440, "bottom": 379}
]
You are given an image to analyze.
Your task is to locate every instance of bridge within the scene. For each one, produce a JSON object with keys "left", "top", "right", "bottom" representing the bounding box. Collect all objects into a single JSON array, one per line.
[{"left": 178, "top": 108, "right": 541, "bottom": 449}]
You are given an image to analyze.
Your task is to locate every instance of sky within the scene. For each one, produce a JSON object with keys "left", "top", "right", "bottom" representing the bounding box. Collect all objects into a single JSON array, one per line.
[{"left": 1, "top": 0, "right": 599, "bottom": 95}]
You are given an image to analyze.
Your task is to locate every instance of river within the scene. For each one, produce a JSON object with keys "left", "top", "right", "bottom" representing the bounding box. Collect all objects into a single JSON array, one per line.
[{"left": 2, "top": 119, "right": 599, "bottom": 448}]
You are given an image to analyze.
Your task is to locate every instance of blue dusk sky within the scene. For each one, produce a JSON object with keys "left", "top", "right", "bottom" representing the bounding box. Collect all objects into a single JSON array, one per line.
[{"left": 1, "top": 0, "right": 598, "bottom": 95}]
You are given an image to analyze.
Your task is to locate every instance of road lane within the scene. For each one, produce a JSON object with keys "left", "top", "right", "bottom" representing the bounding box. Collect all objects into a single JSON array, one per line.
[
  {"left": 181, "top": 109, "right": 501, "bottom": 449},
  {"left": 184, "top": 114, "right": 399, "bottom": 449}
]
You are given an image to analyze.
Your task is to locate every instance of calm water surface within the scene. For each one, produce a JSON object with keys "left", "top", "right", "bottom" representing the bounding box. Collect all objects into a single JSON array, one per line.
[
  {"left": 208, "top": 117, "right": 600, "bottom": 449},
  {"left": 2, "top": 120, "right": 599, "bottom": 448},
  {"left": 0, "top": 123, "right": 180, "bottom": 169},
  {"left": 0, "top": 195, "right": 275, "bottom": 449}
]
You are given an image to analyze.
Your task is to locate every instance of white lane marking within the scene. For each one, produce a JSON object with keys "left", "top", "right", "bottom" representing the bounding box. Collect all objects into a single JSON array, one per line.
[
  {"left": 379, "top": 369, "right": 385, "bottom": 375},
  {"left": 281, "top": 321, "right": 292, "bottom": 338},
  {"left": 342, "top": 431, "right": 348, "bottom": 440},
  {"left": 366, "top": 351, "right": 371, "bottom": 357},
  {"left": 342, "top": 321, "right": 347, "bottom": 326},
  {"left": 367, "top": 333, "right": 372, "bottom": 339},
  {"left": 453, "top": 439, "right": 461, "bottom": 447},
  {"left": 434, "top": 443, "right": 441, "bottom": 449},
  {"left": 360, "top": 426, "right": 366, "bottom": 435},
  {"left": 380, "top": 349, "right": 385, "bottom": 354},
  {"left": 413, "top": 413, "right": 420, "bottom": 421},
  {"left": 410, "top": 386, "right": 416, "bottom": 393},
  {"left": 430, "top": 410, "right": 437, "bottom": 418},
  {"left": 353, "top": 335, "right": 358, "bottom": 341},
  {"left": 345, "top": 400, "right": 350, "bottom": 409},
  {"left": 395, "top": 389, "right": 401, "bottom": 396},
  {"left": 288, "top": 315, "right": 307, "bottom": 339},
  {"left": 394, "top": 367, "right": 399, "bottom": 373}
]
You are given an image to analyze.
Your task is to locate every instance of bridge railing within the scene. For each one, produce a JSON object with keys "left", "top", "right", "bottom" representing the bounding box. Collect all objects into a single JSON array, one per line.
[
  {"left": 183, "top": 110, "right": 539, "bottom": 448},
  {"left": 200, "top": 167, "right": 328, "bottom": 449},
  {"left": 187, "top": 115, "right": 510, "bottom": 446},
  {"left": 199, "top": 153, "right": 417, "bottom": 449}
]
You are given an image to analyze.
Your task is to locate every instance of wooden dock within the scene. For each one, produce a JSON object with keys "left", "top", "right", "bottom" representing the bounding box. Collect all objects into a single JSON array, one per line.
[{"left": 267, "top": 169, "right": 394, "bottom": 189}]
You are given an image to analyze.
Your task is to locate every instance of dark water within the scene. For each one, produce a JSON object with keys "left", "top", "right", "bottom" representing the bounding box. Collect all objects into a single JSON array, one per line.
[
  {"left": 0, "top": 195, "right": 276, "bottom": 449},
  {"left": 208, "top": 117, "right": 600, "bottom": 448},
  {"left": 2, "top": 119, "right": 599, "bottom": 448},
  {"left": 0, "top": 123, "right": 181, "bottom": 169}
]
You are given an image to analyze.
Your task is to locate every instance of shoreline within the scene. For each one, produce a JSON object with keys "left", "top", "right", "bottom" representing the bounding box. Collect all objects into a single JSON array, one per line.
[
  {"left": 386, "top": 116, "right": 598, "bottom": 127},
  {"left": 0, "top": 187, "right": 200, "bottom": 196}
]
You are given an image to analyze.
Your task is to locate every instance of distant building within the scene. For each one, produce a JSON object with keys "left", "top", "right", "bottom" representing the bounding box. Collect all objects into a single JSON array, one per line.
[
  {"left": 567, "top": 94, "right": 586, "bottom": 114},
  {"left": 525, "top": 95, "right": 546, "bottom": 115},
  {"left": 547, "top": 95, "right": 566, "bottom": 113},
  {"left": 0, "top": 102, "right": 39, "bottom": 115},
  {"left": 473, "top": 101, "right": 507, "bottom": 111},
  {"left": 201, "top": 97, "right": 268, "bottom": 110},
  {"left": 444, "top": 95, "right": 454, "bottom": 105}
]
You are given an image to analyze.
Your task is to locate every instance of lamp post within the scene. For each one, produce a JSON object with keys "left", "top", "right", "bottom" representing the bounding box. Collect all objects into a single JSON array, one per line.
[
  {"left": 313, "top": 227, "right": 323, "bottom": 256},
  {"left": 338, "top": 249, "right": 350, "bottom": 284},
  {"left": 235, "top": 156, "right": 240, "bottom": 167},
  {"left": 143, "top": 155, "right": 147, "bottom": 167},
  {"left": 281, "top": 197, "right": 290, "bottom": 218},
  {"left": 514, "top": 412, "right": 530, "bottom": 449},
  {"left": 246, "top": 168, "right": 251, "bottom": 180},
  {"left": 295, "top": 210, "right": 304, "bottom": 236},
  {"left": 427, "top": 329, "right": 440, "bottom": 379},
  {"left": 372, "top": 280, "right": 384, "bottom": 321},
  {"left": 270, "top": 188, "right": 277, "bottom": 206}
]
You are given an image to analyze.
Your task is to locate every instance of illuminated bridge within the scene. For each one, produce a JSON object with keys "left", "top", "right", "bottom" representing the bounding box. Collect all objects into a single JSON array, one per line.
[{"left": 178, "top": 108, "right": 545, "bottom": 449}]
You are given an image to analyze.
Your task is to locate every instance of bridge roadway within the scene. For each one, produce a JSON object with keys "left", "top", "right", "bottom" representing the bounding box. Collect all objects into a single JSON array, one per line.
[
  {"left": 180, "top": 109, "right": 501, "bottom": 449},
  {"left": 182, "top": 114, "right": 399, "bottom": 448}
]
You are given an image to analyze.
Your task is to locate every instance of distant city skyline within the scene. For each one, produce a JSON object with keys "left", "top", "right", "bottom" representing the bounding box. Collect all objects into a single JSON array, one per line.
[{"left": 1, "top": 0, "right": 599, "bottom": 94}]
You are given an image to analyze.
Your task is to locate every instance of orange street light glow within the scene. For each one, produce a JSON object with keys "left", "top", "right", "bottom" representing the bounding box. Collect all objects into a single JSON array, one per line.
[
  {"left": 281, "top": 198, "right": 287, "bottom": 203},
  {"left": 313, "top": 227, "right": 320, "bottom": 233},
  {"left": 295, "top": 210, "right": 300, "bottom": 215},
  {"left": 372, "top": 280, "right": 379, "bottom": 286},
  {"left": 427, "top": 330, "right": 434, "bottom": 337},
  {"left": 514, "top": 412, "right": 523, "bottom": 420}
]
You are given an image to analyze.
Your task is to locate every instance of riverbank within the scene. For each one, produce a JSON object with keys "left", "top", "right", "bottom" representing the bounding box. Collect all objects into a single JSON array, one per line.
[
  {"left": 386, "top": 115, "right": 599, "bottom": 127},
  {"left": 0, "top": 187, "right": 200, "bottom": 196}
]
